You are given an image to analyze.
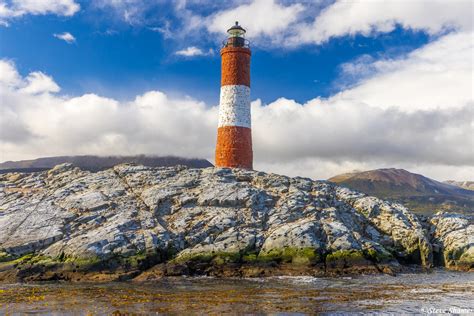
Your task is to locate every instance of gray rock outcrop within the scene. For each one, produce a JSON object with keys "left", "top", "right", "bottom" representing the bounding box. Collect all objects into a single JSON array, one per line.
[
  {"left": 0, "top": 164, "right": 471, "bottom": 281},
  {"left": 429, "top": 212, "right": 473, "bottom": 270}
]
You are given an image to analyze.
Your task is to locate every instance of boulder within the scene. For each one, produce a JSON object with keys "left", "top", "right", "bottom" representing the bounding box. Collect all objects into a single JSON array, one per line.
[{"left": 429, "top": 212, "right": 473, "bottom": 271}]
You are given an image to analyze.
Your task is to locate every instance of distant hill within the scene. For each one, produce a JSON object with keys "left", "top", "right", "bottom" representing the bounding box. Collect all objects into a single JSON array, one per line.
[
  {"left": 0, "top": 155, "right": 213, "bottom": 173},
  {"left": 444, "top": 180, "right": 474, "bottom": 191},
  {"left": 328, "top": 168, "right": 474, "bottom": 215}
]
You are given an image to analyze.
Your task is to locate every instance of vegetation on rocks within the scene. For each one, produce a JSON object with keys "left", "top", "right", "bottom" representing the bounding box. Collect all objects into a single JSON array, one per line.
[{"left": 258, "top": 247, "right": 320, "bottom": 265}]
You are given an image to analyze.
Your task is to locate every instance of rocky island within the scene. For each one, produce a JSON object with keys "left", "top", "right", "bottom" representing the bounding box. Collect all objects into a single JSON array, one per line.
[{"left": 0, "top": 163, "right": 472, "bottom": 282}]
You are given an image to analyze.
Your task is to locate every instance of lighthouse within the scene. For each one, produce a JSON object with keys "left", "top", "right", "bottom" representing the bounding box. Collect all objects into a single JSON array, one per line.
[{"left": 215, "top": 22, "right": 253, "bottom": 169}]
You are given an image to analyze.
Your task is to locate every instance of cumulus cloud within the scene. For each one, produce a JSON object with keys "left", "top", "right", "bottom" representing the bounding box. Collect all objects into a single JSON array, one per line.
[
  {"left": 0, "top": 60, "right": 59, "bottom": 94},
  {"left": 6, "top": 0, "right": 468, "bottom": 50},
  {"left": 175, "top": 46, "right": 213, "bottom": 57},
  {"left": 53, "top": 32, "right": 76, "bottom": 44},
  {"left": 289, "top": 0, "right": 473, "bottom": 45},
  {"left": 1, "top": 1, "right": 471, "bottom": 182},
  {"left": 0, "top": 59, "right": 21, "bottom": 87},
  {"left": 7, "top": 0, "right": 464, "bottom": 54},
  {"left": 252, "top": 98, "right": 473, "bottom": 171},
  {"left": 0, "top": 59, "right": 217, "bottom": 161},
  {"left": 202, "top": 0, "right": 473, "bottom": 47},
  {"left": 0, "top": 0, "right": 79, "bottom": 25},
  {"left": 20, "top": 72, "right": 60, "bottom": 94},
  {"left": 206, "top": 0, "right": 304, "bottom": 39},
  {"left": 1, "top": 27, "right": 473, "bottom": 180},
  {"left": 334, "top": 31, "right": 473, "bottom": 112}
]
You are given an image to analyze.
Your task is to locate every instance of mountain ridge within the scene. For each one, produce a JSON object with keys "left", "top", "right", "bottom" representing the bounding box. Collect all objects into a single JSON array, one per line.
[
  {"left": 445, "top": 180, "right": 474, "bottom": 191},
  {"left": 328, "top": 168, "right": 474, "bottom": 215},
  {"left": 0, "top": 155, "right": 213, "bottom": 173}
]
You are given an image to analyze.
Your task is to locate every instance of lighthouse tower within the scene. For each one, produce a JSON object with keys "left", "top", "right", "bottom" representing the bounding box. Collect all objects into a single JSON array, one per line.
[{"left": 215, "top": 22, "right": 253, "bottom": 169}]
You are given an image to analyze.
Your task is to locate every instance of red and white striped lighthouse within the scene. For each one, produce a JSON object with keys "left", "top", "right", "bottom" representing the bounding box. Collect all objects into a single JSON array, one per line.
[{"left": 215, "top": 22, "right": 253, "bottom": 169}]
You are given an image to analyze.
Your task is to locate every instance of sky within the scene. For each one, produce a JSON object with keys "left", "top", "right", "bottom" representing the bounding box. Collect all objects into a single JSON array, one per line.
[{"left": 0, "top": 0, "right": 473, "bottom": 181}]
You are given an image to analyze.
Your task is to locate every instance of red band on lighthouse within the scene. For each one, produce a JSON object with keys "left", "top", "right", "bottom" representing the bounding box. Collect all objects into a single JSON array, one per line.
[
  {"left": 215, "top": 22, "right": 253, "bottom": 169},
  {"left": 215, "top": 126, "right": 253, "bottom": 168},
  {"left": 221, "top": 47, "right": 251, "bottom": 87}
]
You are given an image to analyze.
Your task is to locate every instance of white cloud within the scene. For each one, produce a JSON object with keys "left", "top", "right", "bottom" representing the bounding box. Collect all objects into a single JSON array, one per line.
[
  {"left": 0, "top": 59, "right": 217, "bottom": 161},
  {"left": 0, "top": 59, "right": 22, "bottom": 87},
  {"left": 19, "top": 72, "right": 60, "bottom": 94},
  {"left": 0, "top": 0, "right": 79, "bottom": 25},
  {"left": 251, "top": 98, "right": 473, "bottom": 178},
  {"left": 290, "top": 0, "right": 473, "bottom": 45},
  {"left": 334, "top": 31, "right": 473, "bottom": 112},
  {"left": 206, "top": 0, "right": 304, "bottom": 40},
  {"left": 12, "top": 0, "right": 79, "bottom": 16},
  {"left": 1, "top": 28, "right": 473, "bottom": 181},
  {"left": 175, "top": 46, "right": 213, "bottom": 57},
  {"left": 202, "top": 0, "right": 473, "bottom": 47},
  {"left": 6, "top": 0, "right": 466, "bottom": 50},
  {"left": 53, "top": 32, "right": 76, "bottom": 44},
  {"left": 0, "top": 60, "right": 59, "bottom": 95},
  {"left": 0, "top": 1, "right": 471, "bottom": 182}
]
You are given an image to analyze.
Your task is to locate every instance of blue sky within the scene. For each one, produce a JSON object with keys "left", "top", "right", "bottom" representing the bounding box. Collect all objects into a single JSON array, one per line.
[
  {"left": 0, "top": 1, "right": 431, "bottom": 103},
  {"left": 0, "top": 0, "right": 472, "bottom": 180}
]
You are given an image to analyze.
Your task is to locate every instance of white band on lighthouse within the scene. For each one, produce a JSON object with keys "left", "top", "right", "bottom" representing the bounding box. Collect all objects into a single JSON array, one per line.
[{"left": 218, "top": 85, "right": 251, "bottom": 128}]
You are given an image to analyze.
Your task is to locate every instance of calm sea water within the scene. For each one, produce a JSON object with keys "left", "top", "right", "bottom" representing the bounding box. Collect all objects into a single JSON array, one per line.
[{"left": 0, "top": 269, "right": 473, "bottom": 314}]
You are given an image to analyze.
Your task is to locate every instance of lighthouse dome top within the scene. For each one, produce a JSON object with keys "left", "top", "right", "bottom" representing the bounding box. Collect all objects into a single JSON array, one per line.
[{"left": 227, "top": 21, "right": 246, "bottom": 37}]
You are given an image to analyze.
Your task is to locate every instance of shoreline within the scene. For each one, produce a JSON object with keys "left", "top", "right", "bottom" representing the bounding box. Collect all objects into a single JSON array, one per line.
[
  {"left": 2, "top": 269, "right": 472, "bottom": 314},
  {"left": 0, "top": 254, "right": 449, "bottom": 284}
]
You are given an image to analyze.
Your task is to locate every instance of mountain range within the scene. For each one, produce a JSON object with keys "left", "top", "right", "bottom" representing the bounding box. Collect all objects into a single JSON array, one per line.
[
  {"left": 0, "top": 155, "right": 212, "bottom": 173},
  {"left": 328, "top": 168, "right": 474, "bottom": 215},
  {"left": 2, "top": 156, "right": 471, "bottom": 215},
  {"left": 444, "top": 180, "right": 474, "bottom": 191}
]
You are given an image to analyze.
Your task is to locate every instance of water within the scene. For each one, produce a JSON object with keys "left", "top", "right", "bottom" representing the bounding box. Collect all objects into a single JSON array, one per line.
[{"left": 0, "top": 269, "right": 473, "bottom": 314}]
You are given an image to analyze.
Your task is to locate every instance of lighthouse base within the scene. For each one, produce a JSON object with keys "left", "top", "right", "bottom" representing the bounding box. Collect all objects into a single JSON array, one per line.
[{"left": 215, "top": 126, "right": 253, "bottom": 169}]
